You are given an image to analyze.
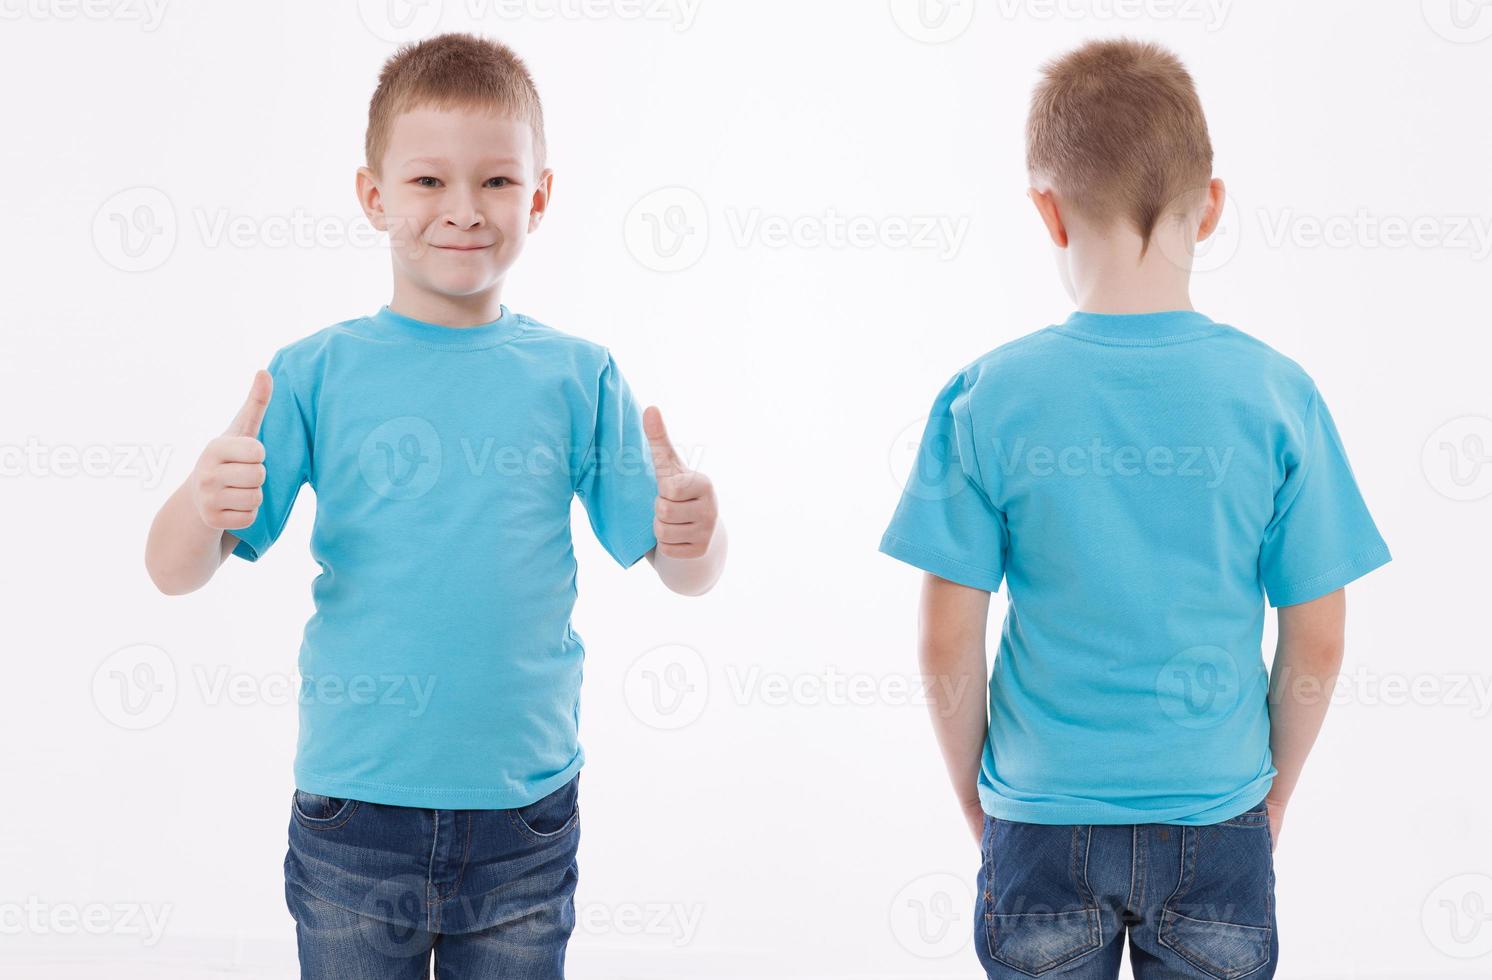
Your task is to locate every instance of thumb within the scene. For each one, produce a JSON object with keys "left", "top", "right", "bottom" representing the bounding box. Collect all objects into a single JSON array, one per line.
[
  {"left": 225, "top": 369, "right": 273, "bottom": 438},
  {"left": 643, "top": 405, "right": 684, "bottom": 479}
]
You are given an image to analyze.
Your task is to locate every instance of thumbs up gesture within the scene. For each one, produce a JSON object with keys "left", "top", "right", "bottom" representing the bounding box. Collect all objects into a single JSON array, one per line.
[
  {"left": 645, "top": 406, "right": 718, "bottom": 559},
  {"left": 191, "top": 370, "right": 272, "bottom": 531}
]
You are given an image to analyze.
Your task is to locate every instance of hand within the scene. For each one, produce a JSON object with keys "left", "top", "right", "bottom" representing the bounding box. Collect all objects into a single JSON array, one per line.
[
  {"left": 963, "top": 800, "right": 986, "bottom": 846},
  {"left": 644, "top": 406, "right": 717, "bottom": 559},
  {"left": 191, "top": 370, "right": 271, "bottom": 532},
  {"left": 1264, "top": 797, "right": 1286, "bottom": 853}
]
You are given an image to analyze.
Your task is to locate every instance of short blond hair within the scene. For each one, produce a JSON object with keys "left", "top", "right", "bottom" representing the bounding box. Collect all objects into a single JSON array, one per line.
[
  {"left": 365, "top": 32, "right": 547, "bottom": 175},
  {"left": 1026, "top": 38, "right": 1212, "bottom": 252}
]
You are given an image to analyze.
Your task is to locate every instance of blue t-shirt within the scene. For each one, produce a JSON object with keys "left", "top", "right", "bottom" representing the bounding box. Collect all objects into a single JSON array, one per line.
[
  {"left": 232, "top": 305, "right": 658, "bottom": 809},
  {"left": 879, "top": 310, "right": 1392, "bottom": 825}
]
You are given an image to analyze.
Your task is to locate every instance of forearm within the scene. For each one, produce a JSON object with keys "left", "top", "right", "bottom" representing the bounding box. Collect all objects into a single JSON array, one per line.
[
  {"left": 921, "top": 641, "right": 988, "bottom": 812},
  {"left": 647, "top": 520, "right": 727, "bottom": 596},
  {"left": 1265, "top": 651, "right": 1341, "bottom": 807},
  {"left": 145, "top": 478, "right": 233, "bottom": 595},
  {"left": 917, "top": 575, "right": 991, "bottom": 827},
  {"left": 1265, "top": 589, "right": 1347, "bottom": 808}
]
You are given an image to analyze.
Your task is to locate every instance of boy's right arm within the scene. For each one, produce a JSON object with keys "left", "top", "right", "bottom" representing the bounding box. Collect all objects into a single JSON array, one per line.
[
  {"left": 918, "top": 572, "right": 992, "bottom": 846},
  {"left": 144, "top": 371, "right": 272, "bottom": 595},
  {"left": 1264, "top": 587, "right": 1348, "bottom": 851}
]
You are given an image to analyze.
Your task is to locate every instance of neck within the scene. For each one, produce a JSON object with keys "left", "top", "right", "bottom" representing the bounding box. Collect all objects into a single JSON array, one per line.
[
  {"left": 388, "top": 280, "right": 506, "bottom": 327},
  {"left": 1066, "top": 224, "right": 1195, "bottom": 315}
]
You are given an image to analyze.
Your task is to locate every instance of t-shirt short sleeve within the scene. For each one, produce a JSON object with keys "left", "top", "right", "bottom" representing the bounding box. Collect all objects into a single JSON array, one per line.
[
  {"left": 230, "top": 349, "right": 313, "bottom": 562},
  {"left": 879, "top": 370, "right": 1008, "bottom": 592},
  {"left": 1258, "top": 384, "right": 1391, "bottom": 606},
  {"left": 574, "top": 352, "right": 658, "bottom": 568}
]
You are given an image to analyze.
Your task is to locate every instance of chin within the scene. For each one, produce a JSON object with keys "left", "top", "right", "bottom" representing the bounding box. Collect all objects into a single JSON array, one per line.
[{"left": 411, "top": 268, "right": 505, "bottom": 298}]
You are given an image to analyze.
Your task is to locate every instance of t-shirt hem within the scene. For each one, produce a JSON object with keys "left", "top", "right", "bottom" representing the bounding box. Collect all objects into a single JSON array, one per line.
[
  {"left": 229, "top": 531, "right": 264, "bottom": 563},
  {"left": 294, "top": 757, "right": 583, "bottom": 810},
  {"left": 979, "top": 776, "right": 1274, "bottom": 826},
  {"left": 614, "top": 530, "right": 657, "bottom": 569},
  {"left": 878, "top": 532, "right": 1002, "bottom": 592},
  {"left": 1266, "top": 541, "right": 1393, "bottom": 607}
]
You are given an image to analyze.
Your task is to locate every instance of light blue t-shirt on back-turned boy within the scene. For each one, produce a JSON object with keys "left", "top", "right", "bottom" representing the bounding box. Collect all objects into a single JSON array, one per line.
[
  {"left": 880, "top": 309, "right": 1392, "bottom": 826},
  {"left": 232, "top": 304, "right": 658, "bottom": 809}
]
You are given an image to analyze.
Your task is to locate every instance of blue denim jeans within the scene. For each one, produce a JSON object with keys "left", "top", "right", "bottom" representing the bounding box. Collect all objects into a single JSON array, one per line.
[
  {"left": 975, "top": 795, "right": 1278, "bottom": 979},
  {"left": 284, "top": 773, "right": 581, "bottom": 979}
]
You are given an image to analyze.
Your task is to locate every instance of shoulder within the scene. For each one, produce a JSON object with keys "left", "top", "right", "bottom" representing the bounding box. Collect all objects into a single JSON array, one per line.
[
  {"left": 508, "top": 312, "right": 618, "bottom": 375},
  {"left": 958, "top": 325, "right": 1067, "bottom": 384},
  {"left": 1205, "top": 322, "right": 1321, "bottom": 413},
  {"left": 265, "top": 319, "right": 367, "bottom": 375},
  {"left": 936, "top": 325, "right": 1072, "bottom": 408}
]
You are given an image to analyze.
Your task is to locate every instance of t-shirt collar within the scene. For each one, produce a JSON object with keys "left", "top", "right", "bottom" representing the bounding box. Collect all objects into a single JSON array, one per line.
[
  {"left": 1054, "top": 309, "right": 1219, "bottom": 345},
  {"left": 369, "top": 304, "right": 523, "bottom": 351}
]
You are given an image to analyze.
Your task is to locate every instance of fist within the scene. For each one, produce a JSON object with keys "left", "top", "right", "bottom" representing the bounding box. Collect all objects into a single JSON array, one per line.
[
  {"left": 192, "top": 370, "right": 272, "bottom": 532},
  {"left": 645, "top": 406, "right": 717, "bottom": 559}
]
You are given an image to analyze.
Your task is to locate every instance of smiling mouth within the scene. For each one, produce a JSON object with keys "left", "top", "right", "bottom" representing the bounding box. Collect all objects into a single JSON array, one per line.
[{"left": 432, "top": 244, "right": 493, "bottom": 251}]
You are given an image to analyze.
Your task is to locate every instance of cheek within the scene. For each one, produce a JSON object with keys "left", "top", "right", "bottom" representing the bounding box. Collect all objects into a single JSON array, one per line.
[
  {"left": 384, "top": 208, "right": 432, "bottom": 249},
  {"left": 495, "top": 198, "right": 533, "bottom": 235}
]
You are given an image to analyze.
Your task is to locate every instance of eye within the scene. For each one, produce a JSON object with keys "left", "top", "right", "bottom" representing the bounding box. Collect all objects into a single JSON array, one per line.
[
  {"left": 484, "top": 177, "right": 512, "bottom": 188},
  {"left": 413, "top": 176, "right": 441, "bottom": 188}
]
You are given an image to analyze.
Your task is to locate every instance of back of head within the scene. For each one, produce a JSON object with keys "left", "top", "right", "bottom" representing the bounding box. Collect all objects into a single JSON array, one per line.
[
  {"left": 1026, "top": 38, "right": 1212, "bottom": 254},
  {"left": 365, "top": 31, "right": 547, "bottom": 176}
]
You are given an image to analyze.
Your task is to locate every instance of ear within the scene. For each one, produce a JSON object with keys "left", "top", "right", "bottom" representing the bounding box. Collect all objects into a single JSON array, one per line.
[
  {"left": 1028, "top": 187, "right": 1068, "bottom": 248},
  {"left": 356, "top": 165, "right": 387, "bottom": 233},
  {"left": 528, "top": 169, "right": 554, "bottom": 234},
  {"left": 1196, "top": 178, "right": 1226, "bottom": 242}
]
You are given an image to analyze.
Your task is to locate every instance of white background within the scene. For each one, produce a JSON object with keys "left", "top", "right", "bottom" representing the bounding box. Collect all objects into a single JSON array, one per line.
[{"left": 3, "top": 1, "right": 1490, "bottom": 977}]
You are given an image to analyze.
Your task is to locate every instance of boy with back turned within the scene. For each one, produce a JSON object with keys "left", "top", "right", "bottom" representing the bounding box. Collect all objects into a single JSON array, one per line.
[
  {"left": 145, "top": 33, "right": 726, "bottom": 979},
  {"left": 880, "top": 39, "right": 1390, "bottom": 979}
]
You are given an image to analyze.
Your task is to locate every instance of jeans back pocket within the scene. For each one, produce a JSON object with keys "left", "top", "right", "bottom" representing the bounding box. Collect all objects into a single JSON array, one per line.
[
  {"left": 980, "top": 817, "right": 1103, "bottom": 976},
  {"left": 1158, "top": 804, "right": 1275, "bottom": 980}
]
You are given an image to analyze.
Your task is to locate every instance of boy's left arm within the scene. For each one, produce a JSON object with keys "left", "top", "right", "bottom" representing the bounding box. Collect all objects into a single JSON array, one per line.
[{"left": 642, "top": 406, "right": 726, "bottom": 596}]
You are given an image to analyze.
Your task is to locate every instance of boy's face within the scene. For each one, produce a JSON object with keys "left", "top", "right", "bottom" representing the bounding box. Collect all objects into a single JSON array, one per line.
[{"left": 357, "top": 104, "right": 552, "bottom": 306}]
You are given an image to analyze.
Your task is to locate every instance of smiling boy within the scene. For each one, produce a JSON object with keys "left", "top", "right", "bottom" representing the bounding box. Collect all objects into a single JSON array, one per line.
[{"left": 145, "top": 33, "right": 726, "bottom": 978}]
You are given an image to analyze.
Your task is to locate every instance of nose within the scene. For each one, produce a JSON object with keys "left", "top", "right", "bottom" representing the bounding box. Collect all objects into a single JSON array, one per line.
[{"left": 442, "top": 189, "right": 484, "bottom": 231}]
